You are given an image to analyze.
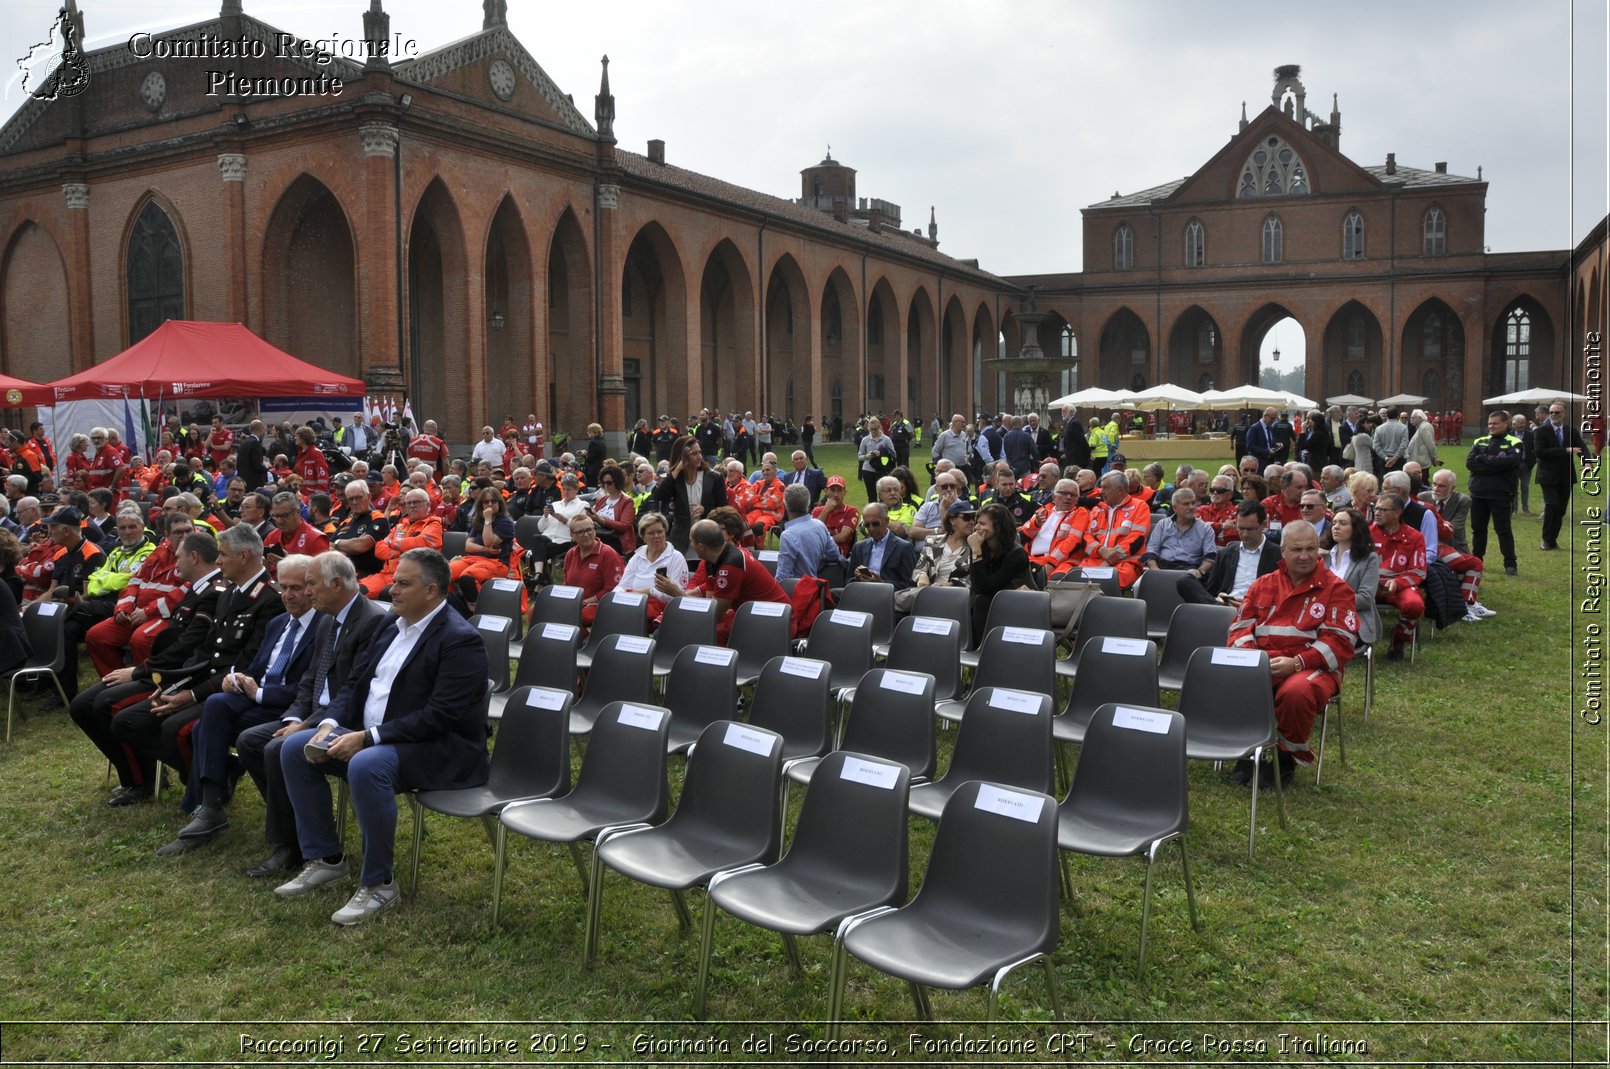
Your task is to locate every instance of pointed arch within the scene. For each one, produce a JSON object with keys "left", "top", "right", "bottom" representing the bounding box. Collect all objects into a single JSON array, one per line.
[
  {"left": 1490, "top": 296, "right": 1555, "bottom": 395},
  {"left": 1238, "top": 302, "right": 1305, "bottom": 388},
  {"left": 973, "top": 301, "right": 999, "bottom": 414},
  {"left": 483, "top": 195, "right": 534, "bottom": 425},
  {"left": 1401, "top": 297, "right": 1463, "bottom": 413},
  {"left": 261, "top": 174, "right": 358, "bottom": 380},
  {"left": 821, "top": 266, "right": 860, "bottom": 422},
  {"left": 941, "top": 296, "right": 968, "bottom": 417},
  {"left": 698, "top": 238, "right": 756, "bottom": 414},
  {"left": 1095, "top": 307, "right": 1149, "bottom": 391},
  {"left": 546, "top": 206, "right": 593, "bottom": 436},
  {"left": 2, "top": 221, "right": 70, "bottom": 384},
  {"left": 866, "top": 277, "right": 899, "bottom": 417},
  {"left": 1321, "top": 300, "right": 1384, "bottom": 400},
  {"left": 622, "top": 221, "right": 691, "bottom": 427},
  {"left": 1166, "top": 305, "right": 1223, "bottom": 388},
  {"left": 124, "top": 194, "right": 187, "bottom": 346},
  {"left": 906, "top": 287, "right": 936, "bottom": 420},
  {"left": 407, "top": 178, "right": 469, "bottom": 438},
  {"left": 765, "top": 253, "right": 812, "bottom": 423}
]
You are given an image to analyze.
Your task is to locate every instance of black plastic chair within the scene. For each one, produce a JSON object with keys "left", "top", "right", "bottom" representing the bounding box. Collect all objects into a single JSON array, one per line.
[
  {"left": 849, "top": 614, "right": 961, "bottom": 704},
  {"left": 911, "top": 584, "right": 972, "bottom": 652},
  {"left": 569, "top": 634, "right": 656, "bottom": 735},
  {"left": 1056, "top": 703, "right": 1199, "bottom": 974},
  {"left": 756, "top": 549, "right": 780, "bottom": 575},
  {"left": 695, "top": 751, "right": 910, "bottom": 1018},
  {"left": 492, "top": 622, "right": 581, "bottom": 720},
  {"left": 469, "top": 613, "right": 516, "bottom": 695},
  {"left": 1052, "top": 637, "right": 1159, "bottom": 747},
  {"left": 494, "top": 701, "right": 672, "bottom": 925},
  {"left": 476, "top": 578, "right": 526, "bottom": 639},
  {"left": 827, "top": 779, "right": 1062, "bottom": 1035},
  {"left": 510, "top": 583, "right": 584, "bottom": 659},
  {"left": 5, "top": 600, "right": 70, "bottom": 743},
  {"left": 910, "top": 687, "right": 1055, "bottom": 821},
  {"left": 442, "top": 531, "right": 469, "bottom": 560},
  {"left": 1056, "top": 595, "right": 1146, "bottom": 680},
  {"left": 786, "top": 668, "right": 936, "bottom": 797},
  {"left": 937, "top": 626, "right": 1056, "bottom": 723},
  {"left": 836, "top": 582, "right": 895, "bottom": 655},
  {"left": 745, "top": 656, "right": 834, "bottom": 767},
  {"left": 576, "top": 590, "right": 648, "bottom": 671},
  {"left": 800, "top": 608, "right": 874, "bottom": 700},
  {"left": 652, "top": 597, "right": 720, "bottom": 679},
  {"left": 407, "top": 686, "right": 571, "bottom": 901},
  {"left": 960, "top": 588, "right": 1051, "bottom": 668},
  {"left": 1156, "top": 603, "right": 1235, "bottom": 692},
  {"left": 1176, "top": 647, "right": 1286, "bottom": 857},
  {"left": 1135, "top": 568, "right": 1187, "bottom": 643},
  {"left": 586, "top": 720, "right": 785, "bottom": 965},
  {"left": 663, "top": 645, "right": 740, "bottom": 753},
  {"left": 729, "top": 601, "right": 793, "bottom": 687}
]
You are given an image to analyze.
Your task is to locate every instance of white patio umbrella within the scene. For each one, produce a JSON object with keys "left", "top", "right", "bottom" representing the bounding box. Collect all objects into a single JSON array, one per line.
[
  {"left": 1049, "top": 386, "right": 1126, "bottom": 408},
  {"left": 1326, "top": 393, "right": 1375, "bottom": 407},
  {"left": 1482, "top": 387, "right": 1590, "bottom": 406},
  {"left": 1123, "top": 383, "right": 1205, "bottom": 410},
  {"left": 1280, "top": 392, "right": 1319, "bottom": 411},
  {"left": 1378, "top": 393, "right": 1429, "bottom": 407},
  {"left": 1200, "top": 384, "right": 1288, "bottom": 409}
]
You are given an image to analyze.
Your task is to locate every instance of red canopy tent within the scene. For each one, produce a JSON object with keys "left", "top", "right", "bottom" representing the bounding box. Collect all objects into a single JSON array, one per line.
[
  {"left": 35, "top": 321, "right": 364, "bottom": 403},
  {"left": 0, "top": 372, "right": 47, "bottom": 408}
]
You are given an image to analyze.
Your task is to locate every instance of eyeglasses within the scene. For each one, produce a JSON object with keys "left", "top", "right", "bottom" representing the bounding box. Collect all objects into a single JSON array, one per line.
[
  {"left": 1300, "top": 502, "right": 1324, "bottom": 510},
  {"left": 1211, "top": 487, "right": 1233, "bottom": 494}
]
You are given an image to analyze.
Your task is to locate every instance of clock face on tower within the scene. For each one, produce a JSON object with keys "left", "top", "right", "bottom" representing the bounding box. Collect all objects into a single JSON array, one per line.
[
  {"left": 139, "top": 70, "right": 167, "bottom": 111},
  {"left": 488, "top": 58, "right": 516, "bottom": 101}
]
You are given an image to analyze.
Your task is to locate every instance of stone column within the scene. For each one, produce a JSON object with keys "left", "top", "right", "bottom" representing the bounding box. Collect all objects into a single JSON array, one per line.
[
  {"left": 61, "top": 182, "right": 93, "bottom": 371},
  {"left": 216, "top": 153, "right": 247, "bottom": 324},
  {"left": 358, "top": 124, "right": 401, "bottom": 378}
]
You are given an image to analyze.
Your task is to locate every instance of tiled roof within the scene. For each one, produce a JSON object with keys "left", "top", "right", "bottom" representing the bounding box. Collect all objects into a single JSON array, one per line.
[
  {"left": 1362, "top": 164, "right": 1481, "bottom": 188},
  {"left": 614, "top": 151, "right": 1011, "bottom": 286},
  {"left": 1086, "top": 178, "right": 1188, "bottom": 210}
]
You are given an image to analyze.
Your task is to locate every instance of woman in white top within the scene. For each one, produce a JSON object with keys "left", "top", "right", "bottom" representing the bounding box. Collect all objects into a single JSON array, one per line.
[
  {"left": 614, "top": 510, "right": 689, "bottom": 623},
  {"left": 526, "top": 473, "right": 589, "bottom": 584}
]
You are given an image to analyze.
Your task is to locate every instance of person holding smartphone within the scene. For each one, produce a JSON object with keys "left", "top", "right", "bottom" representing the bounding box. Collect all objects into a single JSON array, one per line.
[{"left": 612, "top": 511, "right": 687, "bottom": 626}]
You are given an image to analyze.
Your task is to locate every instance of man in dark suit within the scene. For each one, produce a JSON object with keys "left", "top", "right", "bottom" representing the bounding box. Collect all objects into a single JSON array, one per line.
[
  {"left": 779, "top": 449, "right": 827, "bottom": 507},
  {"left": 1175, "top": 500, "right": 1280, "bottom": 605},
  {"left": 157, "top": 553, "right": 321, "bottom": 856},
  {"left": 235, "top": 551, "right": 388, "bottom": 878},
  {"left": 849, "top": 502, "right": 917, "bottom": 591},
  {"left": 1534, "top": 402, "right": 1591, "bottom": 551},
  {"left": 109, "top": 524, "right": 284, "bottom": 795},
  {"left": 1025, "top": 412, "right": 1054, "bottom": 463},
  {"left": 236, "top": 420, "right": 269, "bottom": 492},
  {"left": 1247, "top": 408, "right": 1279, "bottom": 471},
  {"left": 1058, "top": 406, "right": 1092, "bottom": 472},
  {"left": 69, "top": 532, "right": 223, "bottom": 805},
  {"left": 277, "top": 548, "right": 489, "bottom": 924}
]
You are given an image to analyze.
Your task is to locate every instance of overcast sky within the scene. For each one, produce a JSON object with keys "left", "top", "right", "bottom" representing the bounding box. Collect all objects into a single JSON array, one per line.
[{"left": 3, "top": 0, "right": 1606, "bottom": 280}]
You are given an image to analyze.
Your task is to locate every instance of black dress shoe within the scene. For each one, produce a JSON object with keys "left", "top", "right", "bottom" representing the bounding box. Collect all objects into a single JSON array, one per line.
[
  {"left": 155, "top": 835, "right": 207, "bottom": 857},
  {"left": 1540, "top": 541, "right": 1558, "bottom": 551},
  {"left": 177, "top": 804, "right": 229, "bottom": 840},
  {"left": 246, "top": 844, "right": 301, "bottom": 878},
  {"left": 107, "top": 785, "right": 153, "bottom": 807}
]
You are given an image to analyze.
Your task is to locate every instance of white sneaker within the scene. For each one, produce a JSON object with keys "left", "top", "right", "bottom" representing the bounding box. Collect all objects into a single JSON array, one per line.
[
  {"left": 1462, "top": 611, "right": 1482, "bottom": 623},
  {"left": 274, "top": 857, "right": 350, "bottom": 897},
  {"left": 331, "top": 881, "right": 400, "bottom": 925},
  {"left": 1471, "top": 602, "right": 1498, "bottom": 618}
]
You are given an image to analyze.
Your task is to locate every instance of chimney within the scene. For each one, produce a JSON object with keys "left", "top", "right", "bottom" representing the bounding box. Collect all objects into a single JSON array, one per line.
[
  {"left": 832, "top": 200, "right": 849, "bottom": 223},
  {"left": 647, "top": 139, "right": 665, "bottom": 165},
  {"left": 1434, "top": 161, "right": 1447, "bottom": 174},
  {"left": 1385, "top": 152, "right": 1396, "bottom": 175}
]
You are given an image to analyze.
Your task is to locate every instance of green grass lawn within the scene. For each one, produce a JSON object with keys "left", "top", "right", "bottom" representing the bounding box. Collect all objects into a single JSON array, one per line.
[{"left": 1, "top": 443, "right": 1604, "bottom": 1065}]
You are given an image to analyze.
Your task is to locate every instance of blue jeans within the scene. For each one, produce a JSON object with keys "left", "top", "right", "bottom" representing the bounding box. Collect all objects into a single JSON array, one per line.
[{"left": 281, "top": 728, "right": 401, "bottom": 887}]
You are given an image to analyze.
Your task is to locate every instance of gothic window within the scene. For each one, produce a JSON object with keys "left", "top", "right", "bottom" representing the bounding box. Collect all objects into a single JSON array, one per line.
[
  {"left": 1423, "top": 313, "right": 1443, "bottom": 360},
  {"left": 126, "top": 200, "right": 184, "bottom": 344},
  {"left": 1060, "top": 325, "right": 1077, "bottom": 359},
  {"left": 1196, "top": 321, "right": 1215, "bottom": 364},
  {"left": 1504, "top": 308, "right": 1530, "bottom": 392},
  {"left": 1113, "top": 224, "right": 1133, "bottom": 270},
  {"left": 1423, "top": 206, "right": 1446, "bottom": 256},
  {"left": 1347, "top": 369, "right": 1366, "bottom": 394},
  {"left": 866, "top": 374, "right": 883, "bottom": 401},
  {"left": 1237, "top": 135, "right": 1311, "bottom": 198},
  {"left": 1184, "top": 219, "right": 1205, "bottom": 267},
  {"left": 1347, "top": 315, "right": 1366, "bottom": 362},
  {"left": 1342, "top": 210, "right": 1365, "bottom": 260},
  {"left": 1262, "top": 215, "right": 1283, "bottom": 263},
  {"left": 1423, "top": 368, "right": 1441, "bottom": 401}
]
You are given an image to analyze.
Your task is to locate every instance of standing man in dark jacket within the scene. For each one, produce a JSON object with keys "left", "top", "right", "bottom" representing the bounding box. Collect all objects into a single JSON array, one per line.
[
  {"left": 1466, "top": 410, "right": 1524, "bottom": 576},
  {"left": 1058, "top": 405, "right": 1091, "bottom": 471},
  {"left": 237, "top": 421, "right": 269, "bottom": 491},
  {"left": 1534, "top": 402, "right": 1590, "bottom": 551}
]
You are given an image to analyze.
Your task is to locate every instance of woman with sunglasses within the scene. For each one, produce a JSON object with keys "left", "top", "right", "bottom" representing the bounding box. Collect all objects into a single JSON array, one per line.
[{"left": 588, "top": 463, "right": 636, "bottom": 555}]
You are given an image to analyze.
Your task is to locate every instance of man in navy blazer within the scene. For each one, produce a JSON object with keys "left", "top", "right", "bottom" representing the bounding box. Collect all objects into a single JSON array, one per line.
[
  {"left": 278, "top": 548, "right": 489, "bottom": 924},
  {"left": 848, "top": 502, "right": 917, "bottom": 591},
  {"left": 234, "top": 551, "right": 389, "bottom": 879},
  {"left": 779, "top": 449, "right": 827, "bottom": 507},
  {"left": 159, "top": 553, "right": 322, "bottom": 856}
]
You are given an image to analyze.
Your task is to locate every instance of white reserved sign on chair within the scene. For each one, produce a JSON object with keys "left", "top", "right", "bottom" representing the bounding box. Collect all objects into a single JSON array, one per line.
[
  {"left": 780, "top": 657, "right": 825, "bottom": 679},
  {"left": 910, "top": 617, "right": 953, "bottom": 635},
  {"left": 840, "top": 758, "right": 900, "bottom": 790},
  {"left": 1001, "top": 626, "right": 1045, "bottom": 645},
  {"left": 614, "top": 636, "right": 653, "bottom": 654},
  {"left": 36, "top": 602, "right": 61, "bottom": 616},
  {"left": 680, "top": 598, "right": 715, "bottom": 612},
  {"left": 1211, "top": 648, "right": 1261, "bottom": 667},
  {"left": 694, "top": 647, "right": 736, "bottom": 666},
  {"left": 988, "top": 689, "right": 1041, "bottom": 715},
  {"left": 477, "top": 616, "right": 510, "bottom": 633},
  {"left": 1103, "top": 638, "right": 1149, "bottom": 656},
  {"left": 1113, "top": 706, "right": 1171, "bottom": 734},
  {"left": 550, "top": 586, "right": 583, "bottom": 599},
  {"left": 723, "top": 723, "right": 776, "bottom": 756},
  {"left": 831, "top": 609, "right": 870, "bottom": 627},
  {"left": 491, "top": 578, "right": 522, "bottom": 592},
  {"left": 879, "top": 671, "right": 927, "bottom": 694},
  {"left": 974, "top": 784, "right": 1043, "bottom": 823},
  {"left": 757, "top": 550, "right": 780, "bottom": 562},
  {"left": 525, "top": 688, "right": 568, "bottom": 711},
  {"left": 1081, "top": 566, "right": 1116, "bottom": 579},
  {"left": 749, "top": 602, "right": 787, "bottom": 617},
  {"left": 612, "top": 592, "right": 645, "bottom": 606},
  {"left": 618, "top": 704, "right": 664, "bottom": 730},
  {"left": 541, "top": 623, "right": 577, "bottom": 641}
]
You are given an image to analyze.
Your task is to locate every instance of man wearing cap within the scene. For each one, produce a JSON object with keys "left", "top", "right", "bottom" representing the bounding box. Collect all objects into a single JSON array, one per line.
[
  {"left": 264, "top": 492, "right": 330, "bottom": 576},
  {"left": 41, "top": 505, "right": 108, "bottom": 606},
  {"left": 1019, "top": 479, "right": 1089, "bottom": 577},
  {"left": 651, "top": 415, "right": 678, "bottom": 463},
  {"left": 812, "top": 476, "right": 860, "bottom": 557}
]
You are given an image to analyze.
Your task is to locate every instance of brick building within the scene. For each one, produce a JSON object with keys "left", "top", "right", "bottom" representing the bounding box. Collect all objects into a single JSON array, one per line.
[{"left": 0, "top": 10, "right": 1601, "bottom": 445}]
